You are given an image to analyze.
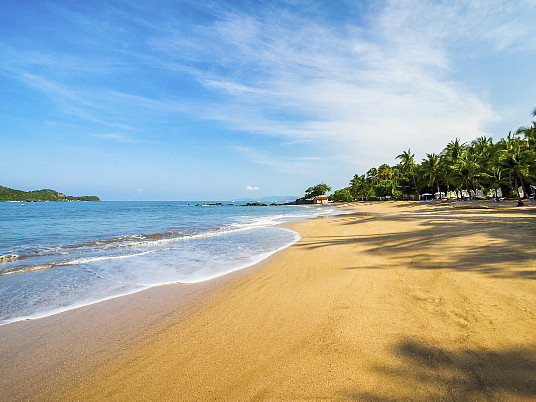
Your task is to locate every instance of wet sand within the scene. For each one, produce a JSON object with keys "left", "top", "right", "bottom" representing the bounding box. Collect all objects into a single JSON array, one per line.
[{"left": 1, "top": 201, "right": 535, "bottom": 400}]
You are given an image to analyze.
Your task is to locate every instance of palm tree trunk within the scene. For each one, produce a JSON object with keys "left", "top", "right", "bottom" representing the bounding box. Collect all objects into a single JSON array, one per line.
[
  {"left": 519, "top": 175, "right": 528, "bottom": 199},
  {"left": 514, "top": 176, "right": 524, "bottom": 206},
  {"left": 412, "top": 173, "right": 418, "bottom": 195}
]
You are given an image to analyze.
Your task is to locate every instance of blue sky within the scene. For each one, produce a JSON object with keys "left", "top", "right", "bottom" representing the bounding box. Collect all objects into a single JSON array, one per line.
[{"left": 1, "top": 0, "right": 535, "bottom": 200}]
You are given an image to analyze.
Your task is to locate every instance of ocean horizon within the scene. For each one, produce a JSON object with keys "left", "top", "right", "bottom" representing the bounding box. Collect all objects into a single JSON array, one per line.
[{"left": 0, "top": 201, "right": 342, "bottom": 325}]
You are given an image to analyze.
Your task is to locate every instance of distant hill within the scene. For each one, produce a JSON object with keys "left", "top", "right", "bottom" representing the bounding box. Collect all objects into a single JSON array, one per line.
[{"left": 0, "top": 186, "right": 100, "bottom": 202}]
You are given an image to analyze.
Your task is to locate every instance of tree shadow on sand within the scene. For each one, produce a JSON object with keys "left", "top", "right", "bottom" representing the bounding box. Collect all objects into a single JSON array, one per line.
[
  {"left": 298, "top": 210, "right": 536, "bottom": 280},
  {"left": 347, "top": 339, "right": 536, "bottom": 401}
]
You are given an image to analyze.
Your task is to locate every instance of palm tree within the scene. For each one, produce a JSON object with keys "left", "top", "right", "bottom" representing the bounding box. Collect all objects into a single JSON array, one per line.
[
  {"left": 442, "top": 139, "right": 465, "bottom": 166},
  {"left": 421, "top": 153, "right": 442, "bottom": 197},
  {"left": 377, "top": 164, "right": 395, "bottom": 181},
  {"left": 471, "top": 136, "right": 493, "bottom": 166},
  {"left": 366, "top": 167, "right": 379, "bottom": 186},
  {"left": 485, "top": 167, "right": 505, "bottom": 200},
  {"left": 396, "top": 149, "right": 419, "bottom": 195},
  {"left": 441, "top": 139, "right": 467, "bottom": 198},
  {"left": 452, "top": 156, "right": 481, "bottom": 200},
  {"left": 438, "top": 159, "right": 456, "bottom": 196},
  {"left": 349, "top": 174, "right": 371, "bottom": 201},
  {"left": 516, "top": 123, "right": 536, "bottom": 152},
  {"left": 499, "top": 138, "right": 531, "bottom": 206},
  {"left": 472, "top": 136, "right": 492, "bottom": 147},
  {"left": 514, "top": 110, "right": 536, "bottom": 195}
]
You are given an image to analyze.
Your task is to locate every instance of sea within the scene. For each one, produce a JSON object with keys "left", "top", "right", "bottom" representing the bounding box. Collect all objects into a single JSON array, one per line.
[{"left": 0, "top": 201, "right": 341, "bottom": 326}]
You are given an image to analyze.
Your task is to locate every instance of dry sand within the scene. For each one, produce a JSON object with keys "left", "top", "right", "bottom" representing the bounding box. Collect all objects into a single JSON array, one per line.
[{"left": 1, "top": 201, "right": 535, "bottom": 401}]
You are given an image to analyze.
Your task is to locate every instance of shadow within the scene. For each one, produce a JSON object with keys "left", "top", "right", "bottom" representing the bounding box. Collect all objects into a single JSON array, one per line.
[
  {"left": 295, "top": 205, "right": 536, "bottom": 279},
  {"left": 359, "top": 199, "right": 536, "bottom": 213},
  {"left": 348, "top": 339, "right": 536, "bottom": 401}
]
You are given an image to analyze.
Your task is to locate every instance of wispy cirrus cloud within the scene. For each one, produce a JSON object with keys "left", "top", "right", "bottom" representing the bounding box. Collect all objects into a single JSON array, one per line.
[
  {"left": 145, "top": 0, "right": 535, "bottom": 169},
  {"left": 2, "top": 0, "right": 535, "bottom": 185},
  {"left": 5, "top": 70, "right": 193, "bottom": 130},
  {"left": 232, "top": 146, "right": 325, "bottom": 174},
  {"left": 90, "top": 133, "right": 139, "bottom": 143}
]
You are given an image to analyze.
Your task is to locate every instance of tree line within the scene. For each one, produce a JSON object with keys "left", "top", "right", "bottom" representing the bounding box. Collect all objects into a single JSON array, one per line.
[{"left": 313, "top": 110, "right": 536, "bottom": 206}]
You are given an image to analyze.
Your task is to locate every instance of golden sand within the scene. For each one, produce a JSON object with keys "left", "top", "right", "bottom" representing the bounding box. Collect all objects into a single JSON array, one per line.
[{"left": 2, "top": 201, "right": 535, "bottom": 400}]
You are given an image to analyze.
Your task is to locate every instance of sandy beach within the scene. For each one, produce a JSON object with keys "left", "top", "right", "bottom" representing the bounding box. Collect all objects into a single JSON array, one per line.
[{"left": 1, "top": 201, "right": 535, "bottom": 401}]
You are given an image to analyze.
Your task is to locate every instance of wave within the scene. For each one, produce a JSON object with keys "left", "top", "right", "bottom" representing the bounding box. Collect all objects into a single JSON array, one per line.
[
  {"left": 0, "top": 205, "right": 344, "bottom": 276},
  {"left": 0, "top": 225, "right": 279, "bottom": 276},
  {"left": 0, "top": 254, "right": 21, "bottom": 263},
  {"left": 0, "top": 286, "right": 150, "bottom": 326},
  {"left": 0, "top": 223, "right": 279, "bottom": 275},
  {"left": 0, "top": 201, "right": 353, "bottom": 325},
  {"left": 0, "top": 228, "right": 302, "bottom": 326},
  {"left": 0, "top": 250, "right": 163, "bottom": 276}
]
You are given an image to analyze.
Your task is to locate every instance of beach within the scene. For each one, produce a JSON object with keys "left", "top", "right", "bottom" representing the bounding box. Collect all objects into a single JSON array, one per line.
[{"left": 1, "top": 201, "right": 535, "bottom": 400}]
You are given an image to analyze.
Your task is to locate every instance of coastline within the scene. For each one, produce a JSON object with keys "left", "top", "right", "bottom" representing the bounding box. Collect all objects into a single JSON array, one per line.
[
  {"left": 0, "top": 254, "right": 279, "bottom": 401},
  {"left": 0, "top": 226, "right": 301, "bottom": 327},
  {"left": 0, "top": 202, "right": 333, "bottom": 327},
  {"left": 1, "top": 201, "right": 535, "bottom": 400},
  {"left": 0, "top": 206, "right": 329, "bottom": 400}
]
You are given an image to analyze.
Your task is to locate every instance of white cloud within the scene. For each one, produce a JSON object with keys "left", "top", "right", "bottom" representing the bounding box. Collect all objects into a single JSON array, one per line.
[
  {"left": 232, "top": 146, "right": 325, "bottom": 174},
  {"left": 245, "top": 185, "right": 259, "bottom": 191},
  {"left": 4, "top": 0, "right": 535, "bottom": 179},
  {"left": 150, "top": 0, "right": 534, "bottom": 170},
  {"left": 5, "top": 71, "right": 194, "bottom": 130},
  {"left": 91, "top": 133, "right": 138, "bottom": 143}
]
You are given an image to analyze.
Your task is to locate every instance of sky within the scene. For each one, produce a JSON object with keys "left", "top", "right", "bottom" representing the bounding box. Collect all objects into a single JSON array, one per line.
[{"left": 1, "top": 0, "right": 535, "bottom": 201}]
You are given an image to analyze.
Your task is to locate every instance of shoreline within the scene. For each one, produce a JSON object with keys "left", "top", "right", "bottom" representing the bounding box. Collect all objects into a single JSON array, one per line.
[
  {"left": 0, "top": 203, "right": 341, "bottom": 327},
  {"left": 0, "top": 226, "right": 301, "bottom": 327},
  {"left": 0, "top": 249, "right": 282, "bottom": 401},
  {"left": 1, "top": 200, "right": 535, "bottom": 400},
  {"left": 0, "top": 207, "right": 336, "bottom": 400}
]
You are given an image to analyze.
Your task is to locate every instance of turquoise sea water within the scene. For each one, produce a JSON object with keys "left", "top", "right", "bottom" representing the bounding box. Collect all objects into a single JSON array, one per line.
[{"left": 0, "top": 201, "right": 340, "bottom": 325}]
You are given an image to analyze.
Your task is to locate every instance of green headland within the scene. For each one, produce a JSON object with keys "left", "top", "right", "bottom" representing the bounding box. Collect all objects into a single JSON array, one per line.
[{"left": 0, "top": 186, "right": 100, "bottom": 202}]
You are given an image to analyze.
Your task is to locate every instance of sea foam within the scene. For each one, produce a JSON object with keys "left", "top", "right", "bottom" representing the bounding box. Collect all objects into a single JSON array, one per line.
[{"left": 0, "top": 201, "right": 342, "bottom": 325}]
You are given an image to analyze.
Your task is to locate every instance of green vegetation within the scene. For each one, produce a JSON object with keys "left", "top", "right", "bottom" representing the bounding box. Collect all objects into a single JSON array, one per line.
[
  {"left": 0, "top": 186, "right": 100, "bottom": 202},
  {"left": 330, "top": 188, "right": 353, "bottom": 202},
  {"left": 325, "top": 111, "right": 536, "bottom": 204},
  {"left": 304, "top": 183, "right": 331, "bottom": 198}
]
